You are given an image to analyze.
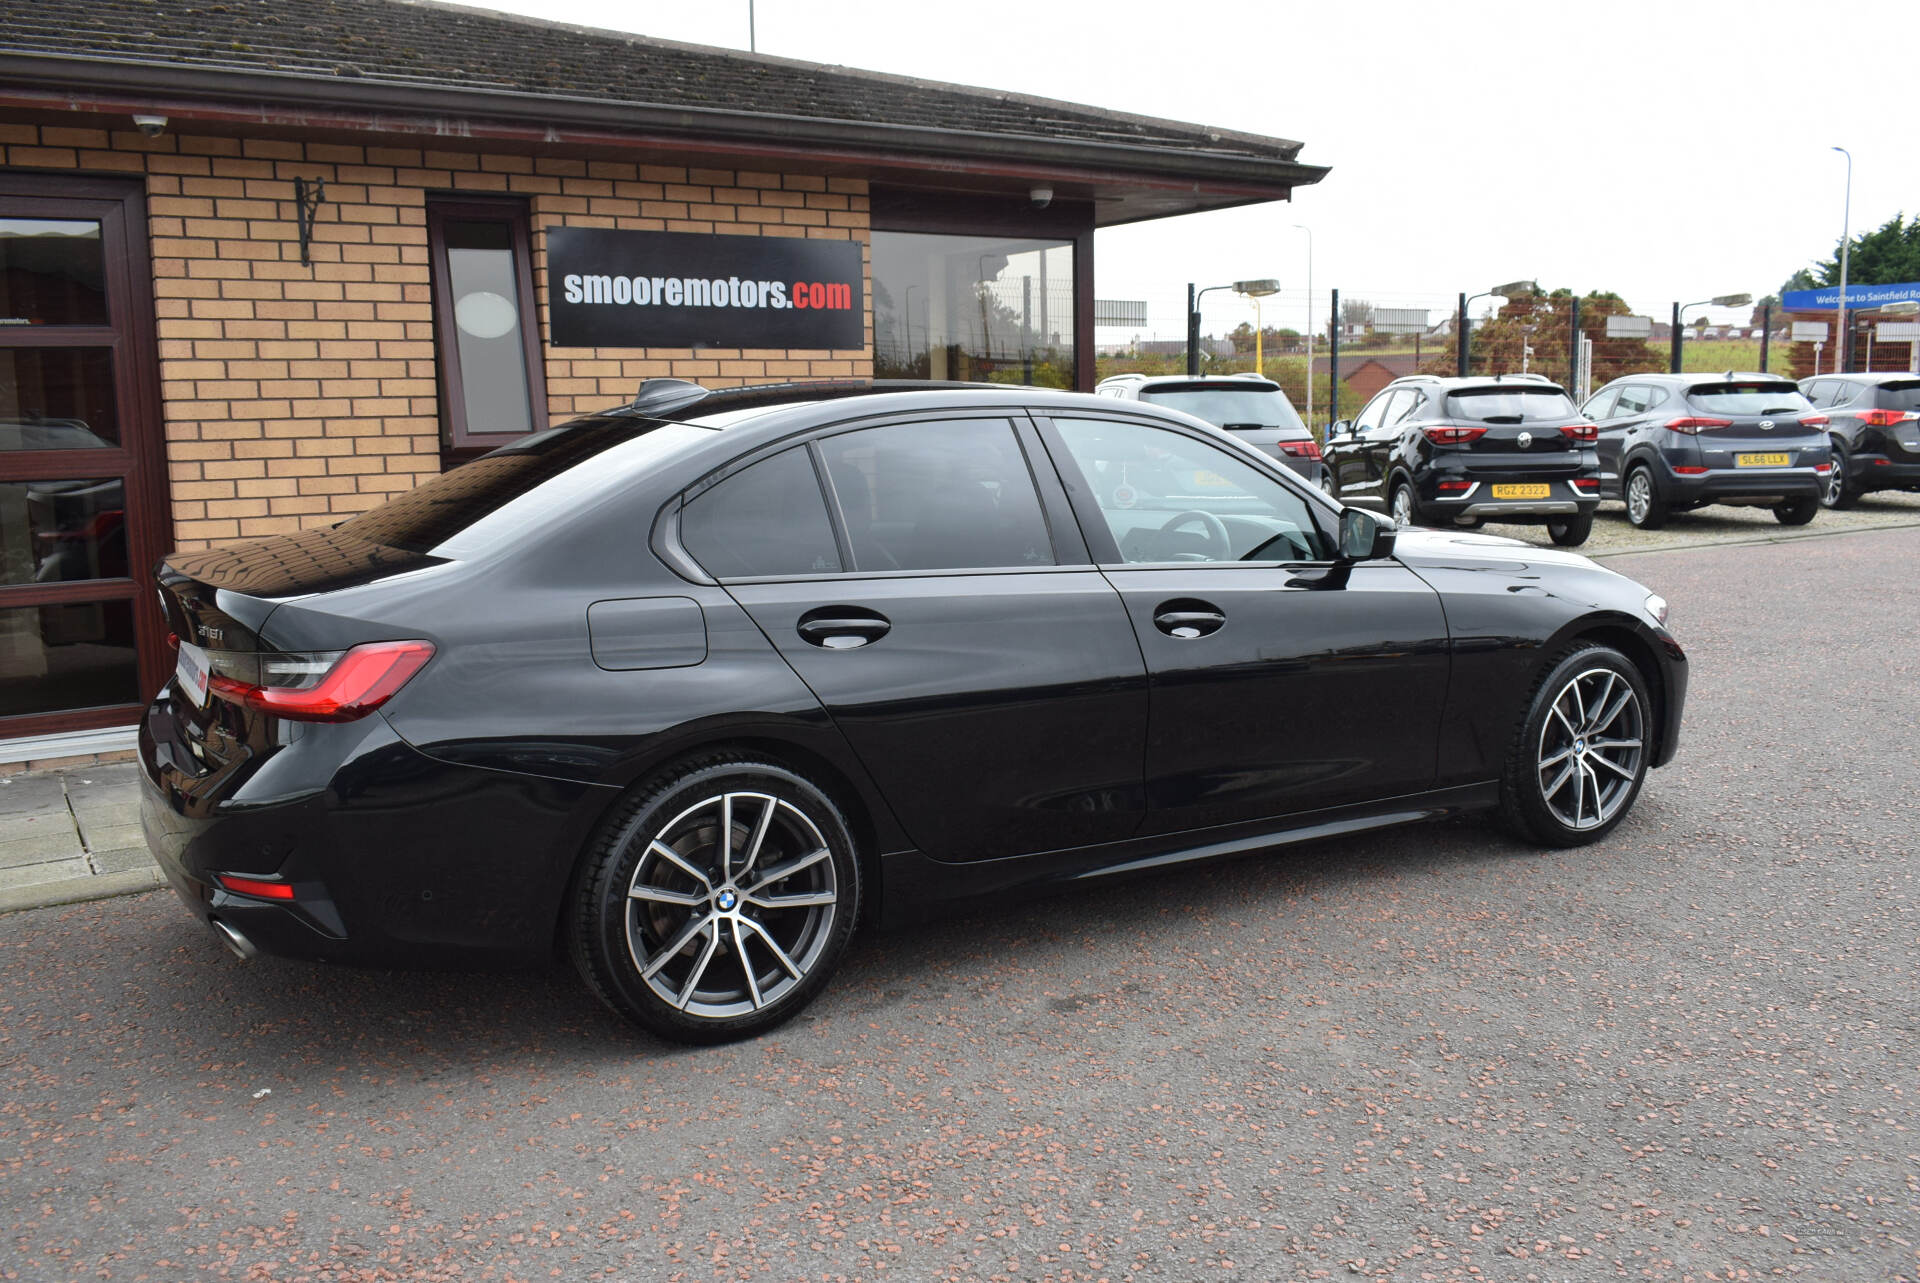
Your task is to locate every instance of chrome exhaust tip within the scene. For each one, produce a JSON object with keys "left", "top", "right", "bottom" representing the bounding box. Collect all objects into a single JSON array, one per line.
[{"left": 209, "top": 917, "right": 257, "bottom": 960}]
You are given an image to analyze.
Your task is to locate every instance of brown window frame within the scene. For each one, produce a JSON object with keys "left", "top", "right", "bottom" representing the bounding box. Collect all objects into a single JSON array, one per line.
[{"left": 425, "top": 196, "right": 548, "bottom": 457}]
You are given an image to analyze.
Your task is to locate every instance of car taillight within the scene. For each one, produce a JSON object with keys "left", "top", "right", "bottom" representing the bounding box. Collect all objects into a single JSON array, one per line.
[
  {"left": 1559, "top": 421, "right": 1599, "bottom": 443},
  {"left": 207, "top": 640, "right": 435, "bottom": 723},
  {"left": 1570, "top": 477, "right": 1599, "bottom": 491},
  {"left": 1436, "top": 479, "right": 1472, "bottom": 492},
  {"left": 1860, "top": 409, "right": 1920, "bottom": 427},
  {"left": 214, "top": 874, "right": 296, "bottom": 901},
  {"left": 1798, "top": 413, "right": 1829, "bottom": 428},
  {"left": 1663, "top": 416, "right": 1732, "bottom": 434},
  {"left": 1278, "top": 440, "right": 1323, "bottom": 461},
  {"left": 1815, "top": 462, "right": 1832, "bottom": 473},
  {"left": 1673, "top": 465, "right": 1710, "bottom": 475},
  {"left": 1422, "top": 424, "right": 1487, "bottom": 446}
]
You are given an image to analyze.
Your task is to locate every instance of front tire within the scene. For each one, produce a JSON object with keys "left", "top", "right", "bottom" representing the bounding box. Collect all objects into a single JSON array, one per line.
[
  {"left": 569, "top": 756, "right": 861, "bottom": 1044},
  {"left": 1546, "top": 512, "right": 1593, "bottom": 546},
  {"left": 1774, "top": 496, "right": 1818, "bottom": 526},
  {"left": 1499, "top": 644, "right": 1651, "bottom": 847},
  {"left": 1624, "top": 465, "right": 1667, "bottom": 530}
]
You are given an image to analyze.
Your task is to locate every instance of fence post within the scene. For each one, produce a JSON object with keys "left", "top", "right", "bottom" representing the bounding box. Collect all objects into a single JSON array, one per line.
[
  {"left": 1329, "top": 287, "right": 1341, "bottom": 424},
  {"left": 1759, "top": 302, "right": 1770, "bottom": 374},
  {"left": 1185, "top": 283, "right": 1199, "bottom": 376},
  {"left": 1456, "top": 292, "right": 1468, "bottom": 376},
  {"left": 1669, "top": 301, "right": 1682, "bottom": 373},
  {"left": 1569, "top": 296, "right": 1580, "bottom": 393}
]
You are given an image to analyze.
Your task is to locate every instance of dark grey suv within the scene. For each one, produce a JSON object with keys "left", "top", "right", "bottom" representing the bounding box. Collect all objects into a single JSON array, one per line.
[
  {"left": 1095, "top": 373, "right": 1321, "bottom": 480},
  {"left": 1798, "top": 373, "right": 1920, "bottom": 509},
  {"left": 1581, "top": 373, "right": 1830, "bottom": 529}
]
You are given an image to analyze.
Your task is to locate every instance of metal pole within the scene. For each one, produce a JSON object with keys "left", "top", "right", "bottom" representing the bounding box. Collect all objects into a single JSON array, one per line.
[
  {"left": 1759, "top": 302, "right": 1770, "bottom": 373},
  {"left": 1457, "top": 292, "right": 1468, "bottom": 376},
  {"left": 1569, "top": 296, "right": 1580, "bottom": 391},
  {"left": 1253, "top": 296, "right": 1264, "bottom": 378},
  {"left": 1834, "top": 146, "right": 1852, "bottom": 374},
  {"left": 1329, "top": 287, "right": 1341, "bottom": 423},
  {"left": 1294, "top": 225, "right": 1314, "bottom": 428},
  {"left": 748, "top": 0, "right": 756, "bottom": 51},
  {"left": 1670, "top": 301, "right": 1682, "bottom": 373},
  {"left": 1186, "top": 282, "right": 1199, "bottom": 376},
  {"left": 1021, "top": 275, "right": 1033, "bottom": 384}
]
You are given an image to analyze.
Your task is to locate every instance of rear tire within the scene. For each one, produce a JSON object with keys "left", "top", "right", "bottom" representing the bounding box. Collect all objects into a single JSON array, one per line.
[
  {"left": 1773, "top": 496, "right": 1818, "bottom": 526},
  {"left": 1499, "top": 644, "right": 1651, "bottom": 848},
  {"left": 1624, "top": 465, "right": 1667, "bottom": 530},
  {"left": 569, "top": 755, "right": 861, "bottom": 1044},
  {"left": 1390, "top": 479, "right": 1418, "bottom": 528},
  {"left": 1821, "top": 440, "right": 1859, "bottom": 510},
  {"left": 1546, "top": 512, "right": 1593, "bottom": 546},
  {"left": 1318, "top": 468, "right": 1338, "bottom": 497}
]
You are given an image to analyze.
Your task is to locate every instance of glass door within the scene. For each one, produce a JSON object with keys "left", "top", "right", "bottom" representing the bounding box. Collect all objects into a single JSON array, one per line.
[{"left": 0, "top": 177, "right": 170, "bottom": 738}]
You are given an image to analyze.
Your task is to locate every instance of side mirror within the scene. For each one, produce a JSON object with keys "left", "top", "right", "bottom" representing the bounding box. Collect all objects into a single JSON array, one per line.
[
  {"left": 1338, "top": 507, "right": 1397, "bottom": 562},
  {"left": 1327, "top": 420, "right": 1353, "bottom": 439}
]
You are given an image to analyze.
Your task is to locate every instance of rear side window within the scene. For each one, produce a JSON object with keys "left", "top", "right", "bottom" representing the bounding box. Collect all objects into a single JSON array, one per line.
[
  {"left": 1686, "top": 383, "right": 1812, "bottom": 416},
  {"left": 1878, "top": 379, "right": 1920, "bottom": 411},
  {"left": 1137, "top": 384, "right": 1306, "bottom": 433},
  {"left": 680, "top": 446, "right": 841, "bottom": 578},
  {"left": 1444, "top": 388, "right": 1577, "bottom": 422},
  {"left": 818, "top": 419, "right": 1055, "bottom": 572}
]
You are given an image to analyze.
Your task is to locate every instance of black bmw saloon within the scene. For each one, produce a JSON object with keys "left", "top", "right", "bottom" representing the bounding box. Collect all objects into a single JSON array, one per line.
[{"left": 141, "top": 380, "right": 1687, "bottom": 1043}]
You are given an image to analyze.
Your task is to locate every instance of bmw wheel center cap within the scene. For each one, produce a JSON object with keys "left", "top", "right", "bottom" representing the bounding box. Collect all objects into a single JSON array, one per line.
[{"left": 717, "top": 888, "right": 738, "bottom": 911}]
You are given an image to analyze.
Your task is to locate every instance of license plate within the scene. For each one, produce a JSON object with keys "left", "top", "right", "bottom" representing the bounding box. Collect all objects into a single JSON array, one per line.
[
  {"left": 1491, "top": 483, "right": 1551, "bottom": 499},
  {"left": 175, "top": 640, "right": 211, "bottom": 708},
  {"left": 1736, "top": 453, "right": 1791, "bottom": 467}
]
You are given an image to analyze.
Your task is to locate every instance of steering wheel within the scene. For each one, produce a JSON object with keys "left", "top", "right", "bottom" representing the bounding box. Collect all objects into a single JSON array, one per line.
[{"left": 1159, "top": 509, "right": 1231, "bottom": 561}]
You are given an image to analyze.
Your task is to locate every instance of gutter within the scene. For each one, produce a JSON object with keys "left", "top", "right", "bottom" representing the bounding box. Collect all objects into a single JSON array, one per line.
[{"left": 0, "top": 51, "right": 1328, "bottom": 196}]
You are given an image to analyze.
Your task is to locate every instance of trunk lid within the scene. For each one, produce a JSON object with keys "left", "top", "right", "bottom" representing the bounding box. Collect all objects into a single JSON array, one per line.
[
  {"left": 1682, "top": 382, "right": 1823, "bottom": 442},
  {"left": 1435, "top": 385, "right": 1588, "bottom": 468}
]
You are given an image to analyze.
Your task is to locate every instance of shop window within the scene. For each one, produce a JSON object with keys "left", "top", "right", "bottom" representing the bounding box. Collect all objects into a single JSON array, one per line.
[
  {"left": 871, "top": 231, "right": 1074, "bottom": 389},
  {"left": 426, "top": 198, "right": 547, "bottom": 451}
]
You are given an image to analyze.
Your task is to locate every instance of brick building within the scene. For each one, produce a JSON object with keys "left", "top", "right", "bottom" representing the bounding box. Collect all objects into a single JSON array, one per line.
[{"left": 0, "top": 0, "right": 1323, "bottom": 757}]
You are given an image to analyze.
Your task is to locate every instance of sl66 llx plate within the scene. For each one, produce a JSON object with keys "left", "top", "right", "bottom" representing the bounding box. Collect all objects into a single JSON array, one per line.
[
  {"left": 1491, "top": 483, "right": 1552, "bottom": 499},
  {"left": 1736, "top": 452, "right": 1791, "bottom": 467}
]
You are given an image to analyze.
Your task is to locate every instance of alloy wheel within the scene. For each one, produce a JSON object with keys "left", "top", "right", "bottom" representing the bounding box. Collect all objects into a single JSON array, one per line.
[
  {"left": 1391, "top": 484, "right": 1414, "bottom": 526},
  {"left": 1536, "top": 667, "right": 1645, "bottom": 831},
  {"left": 625, "top": 791, "right": 839, "bottom": 1019},
  {"left": 1626, "top": 471, "right": 1652, "bottom": 525},
  {"left": 1825, "top": 459, "right": 1846, "bottom": 506}
]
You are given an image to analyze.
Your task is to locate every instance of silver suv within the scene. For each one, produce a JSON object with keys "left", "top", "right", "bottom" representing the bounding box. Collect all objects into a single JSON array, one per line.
[{"left": 1095, "top": 372, "right": 1322, "bottom": 480}]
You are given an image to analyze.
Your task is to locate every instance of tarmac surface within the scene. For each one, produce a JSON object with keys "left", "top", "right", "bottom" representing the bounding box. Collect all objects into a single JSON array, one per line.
[{"left": 2, "top": 527, "right": 1918, "bottom": 1281}]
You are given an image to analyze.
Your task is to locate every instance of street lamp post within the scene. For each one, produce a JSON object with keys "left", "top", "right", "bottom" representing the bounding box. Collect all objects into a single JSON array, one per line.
[
  {"left": 1671, "top": 293, "right": 1752, "bottom": 372},
  {"left": 1292, "top": 225, "right": 1313, "bottom": 426},
  {"left": 1190, "top": 282, "right": 1240, "bottom": 373},
  {"left": 1459, "top": 280, "right": 1536, "bottom": 375},
  {"left": 1833, "top": 146, "right": 1852, "bottom": 373},
  {"left": 1235, "top": 278, "right": 1281, "bottom": 376}
]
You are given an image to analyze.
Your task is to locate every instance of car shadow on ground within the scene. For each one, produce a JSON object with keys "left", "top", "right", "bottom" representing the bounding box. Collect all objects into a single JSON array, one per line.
[{"left": 96, "top": 808, "right": 1562, "bottom": 1068}]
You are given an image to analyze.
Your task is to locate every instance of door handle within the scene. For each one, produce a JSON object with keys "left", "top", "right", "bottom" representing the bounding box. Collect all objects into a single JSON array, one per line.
[
  {"left": 1152, "top": 603, "right": 1226, "bottom": 639},
  {"left": 797, "top": 608, "right": 892, "bottom": 649}
]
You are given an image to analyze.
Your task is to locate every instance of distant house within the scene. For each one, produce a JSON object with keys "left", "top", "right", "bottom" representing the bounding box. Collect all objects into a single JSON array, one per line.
[{"left": 1344, "top": 358, "right": 1401, "bottom": 403}]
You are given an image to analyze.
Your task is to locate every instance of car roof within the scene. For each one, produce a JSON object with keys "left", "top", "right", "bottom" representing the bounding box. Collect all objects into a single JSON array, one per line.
[
  {"left": 1809, "top": 371, "right": 1920, "bottom": 384},
  {"left": 1383, "top": 373, "right": 1569, "bottom": 393},
  {"left": 1602, "top": 371, "right": 1795, "bottom": 388},
  {"left": 1096, "top": 373, "right": 1283, "bottom": 390}
]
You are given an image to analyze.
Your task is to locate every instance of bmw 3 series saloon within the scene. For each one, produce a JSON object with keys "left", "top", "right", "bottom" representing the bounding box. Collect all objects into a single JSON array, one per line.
[{"left": 141, "top": 381, "right": 1687, "bottom": 1043}]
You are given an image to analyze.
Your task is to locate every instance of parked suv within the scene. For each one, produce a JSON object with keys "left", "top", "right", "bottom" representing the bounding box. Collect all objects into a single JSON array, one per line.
[
  {"left": 1581, "top": 373, "right": 1830, "bottom": 529},
  {"left": 1095, "top": 372, "right": 1322, "bottom": 479},
  {"left": 1322, "top": 374, "right": 1601, "bottom": 546},
  {"left": 1798, "top": 372, "right": 1920, "bottom": 509}
]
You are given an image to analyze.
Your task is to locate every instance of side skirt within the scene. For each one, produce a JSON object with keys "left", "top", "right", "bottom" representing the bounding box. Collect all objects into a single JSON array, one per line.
[{"left": 877, "top": 781, "right": 1499, "bottom": 927}]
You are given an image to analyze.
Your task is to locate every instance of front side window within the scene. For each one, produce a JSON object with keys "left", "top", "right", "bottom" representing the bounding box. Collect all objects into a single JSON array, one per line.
[
  {"left": 680, "top": 447, "right": 841, "bottom": 579},
  {"left": 1353, "top": 391, "right": 1391, "bottom": 434},
  {"left": 1583, "top": 387, "right": 1620, "bottom": 419},
  {"left": 1051, "top": 418, "right": 1333, "bottom": 564},
  {"left": 1615, "top": 385, "right": 1657, "bottom": 416},
  {"left": 818, "top": 419, "right": 1054, "bottom": 572},
  {"left": 427, "top": 198, "right": 547, "bottom": 450}
]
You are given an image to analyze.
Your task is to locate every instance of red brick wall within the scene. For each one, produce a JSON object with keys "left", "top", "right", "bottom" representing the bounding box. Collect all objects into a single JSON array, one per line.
[{"left": 0, "top": 122, "right": 872, "bottom": 550}]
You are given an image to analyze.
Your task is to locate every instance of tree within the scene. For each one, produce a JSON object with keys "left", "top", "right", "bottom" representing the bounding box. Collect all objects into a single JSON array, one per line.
[
  {"left": 1341, "top": 297, "right": 1374, "bottom": 329},
  {"left": 1419, "top": 287, "right": 1661, "bottom": 386},
  {"left": 1785, "top": 212, "right": 1920, "bottom": 291}
]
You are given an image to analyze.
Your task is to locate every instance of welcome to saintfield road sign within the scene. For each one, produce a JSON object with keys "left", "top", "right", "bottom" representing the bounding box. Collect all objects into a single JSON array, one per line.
[
  {"left": 1780, "top": 281, "right": 1920, "bottom": 312},
  {"left": 548, "top": 228, "right": 865, "bottom": 350}
]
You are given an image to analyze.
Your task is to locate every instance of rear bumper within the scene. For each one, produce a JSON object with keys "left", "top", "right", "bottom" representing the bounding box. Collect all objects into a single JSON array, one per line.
[
  {"left": 1849, "top": 455, "right": 1920, "bottom": 490},
  {"left": 139, "top": 693, "right": 610, "bottom": 967},
  {"left": 1420, "top": 477, "right": 1599, "bottom": 523},
  {"left": 1660, "top": 466, "right": 1823, "bottom": 505}
]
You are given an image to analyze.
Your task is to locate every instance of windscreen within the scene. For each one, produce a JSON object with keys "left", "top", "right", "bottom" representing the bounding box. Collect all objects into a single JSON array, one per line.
[
  {"left": 1139, "top": 384, "right": 1307, "bottom": 433},
  {"left": 1444, "top": 388, "right": 1577, "bottom": 423},
  {"left": 1686, "top": 383, "right": 1812, "bottom": 416},
  {"left": 1879, "top": 380, "right": 1920, "bottom": 411}
]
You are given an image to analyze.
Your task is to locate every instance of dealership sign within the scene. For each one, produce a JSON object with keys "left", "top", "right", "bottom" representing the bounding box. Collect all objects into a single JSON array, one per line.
[
  {"left": 547, "top": 228, "right": 864, "bottom": 349},
  {"left": 1780, "top": 280, "right": 1920, "bottom": 312}
]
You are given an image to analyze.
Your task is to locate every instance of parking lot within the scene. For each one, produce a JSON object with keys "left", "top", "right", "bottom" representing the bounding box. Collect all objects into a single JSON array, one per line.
[
  {"left": 1482, "top": 489, "right": 1920, "bottom": 555},
  {"left": 4, "top": 525, "right": 1919, "bottom": 1282}
]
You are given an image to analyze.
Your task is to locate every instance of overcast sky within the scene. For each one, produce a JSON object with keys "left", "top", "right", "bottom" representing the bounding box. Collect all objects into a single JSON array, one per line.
[{"left": 476, "top": 0, "right": 1916, "bottom": 339}]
